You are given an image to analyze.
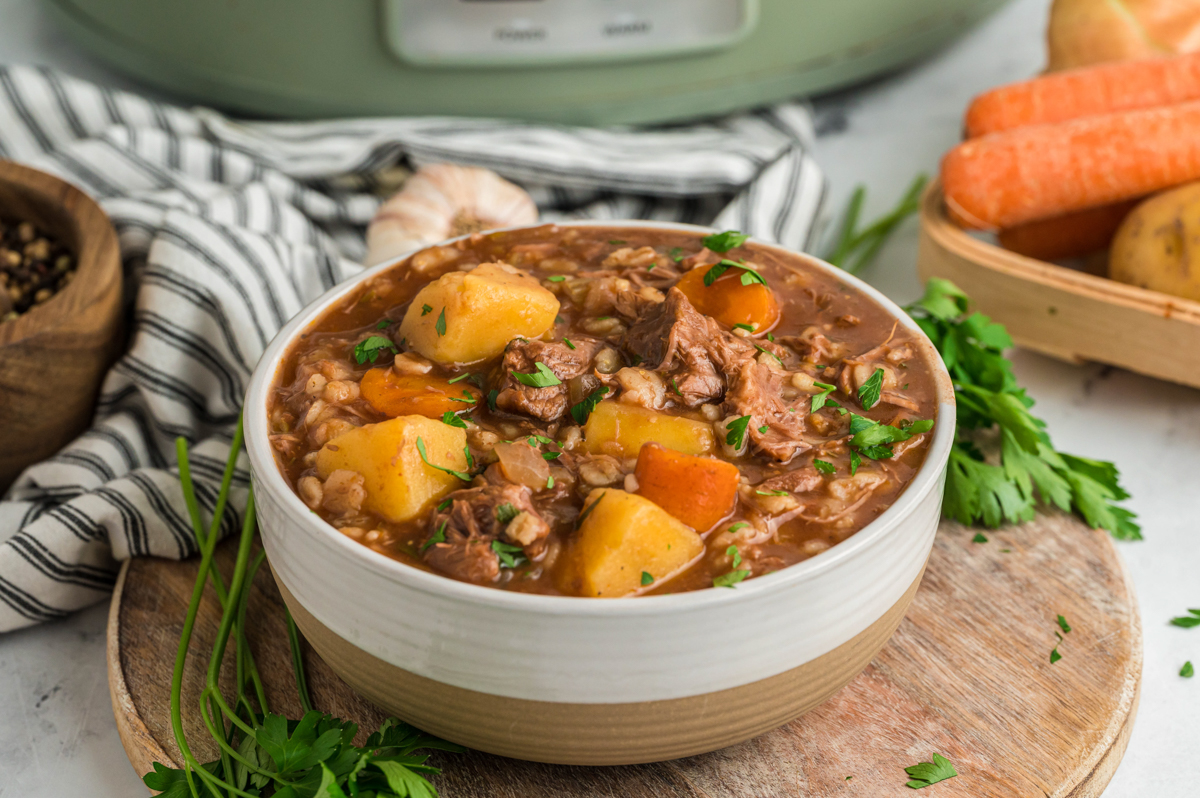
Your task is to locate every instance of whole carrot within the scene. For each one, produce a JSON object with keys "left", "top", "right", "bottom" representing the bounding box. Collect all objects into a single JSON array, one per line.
[
  {"left": 966, "top": 51, "right": 1200, "bottom": 138},
  {"left": 942, "top": 101, "right": 1200, "bottom": 230},
  {"left": 997, "top": 199, "right": 1139, "bottom": 261}
]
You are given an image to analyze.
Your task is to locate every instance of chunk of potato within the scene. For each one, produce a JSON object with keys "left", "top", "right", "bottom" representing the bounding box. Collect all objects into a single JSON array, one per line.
[
  {"left": 583, "top": 400, "right": 715, "bottom": 458},
  {"left": 570, "top": 489, "right": 704, "bottom": 597},
  {"left": 399, "top": 262, "right": 560, "bottom": 365},
  {"left": 1110, "top": 182, "right": 1200, "bottom": 302},
  {"left": 316, "top": 415, "right": 467, "bottom": 523}
]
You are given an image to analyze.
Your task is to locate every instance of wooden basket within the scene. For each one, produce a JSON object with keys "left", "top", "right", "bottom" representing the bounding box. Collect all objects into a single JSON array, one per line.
[{"left": 918, "top": 180, "right": 1200, "bottom": 390}]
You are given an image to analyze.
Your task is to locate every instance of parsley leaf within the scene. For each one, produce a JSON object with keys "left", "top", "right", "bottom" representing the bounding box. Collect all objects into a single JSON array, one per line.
[
  {"left": 421, "top": 304, "right": 432, "bottom": 316},
  {"left": 486, "top": 388, "right": 499, "bottom": 411},
  {"left": 441, "top": 411, "right": 467, "bottom": 429},
  {"left": 702, "top": 230, "right": 750, "bottom": 252},
  {"left": 756, "top": 489, "right": 788, "bottom": 496},
  {"left": 569, "top": 386, "right": 609, "bottom": 425},
  {"left": 669, "top": 246, "right": 685, "bottom": 262},
  {"left": 753, "top": 343, "right": 783, "bottom": 365},
  {"left": 904, "top": 753, "right": 958, "bottom": 789},
  {"left": 447, "top": 372, "right": 472, "bottom": 383},
  {"left": 416, "top": 436, "right": 470, "bottom": 481},
  {"left": 608, "top": 239, "right": 627, "bottom": 245},
  {"left": 1050, "top": 647, "right": 1063, "bottom": 664},
  {"left": 422, "top": 520, "right": 447, "bottom": 552},
  {"left": 563, "top": 338, "right": 576, "bottom": 350},
  {"left": 757, "top": 424, "right": 769, "bottom": 434},
  {"left": 448, "top": 389, "right": 477, "bottom": 404},
  {"left": 498, "top": 504, "right": 522, "bottom": 526},
  {"left": 513, "top": 361, "right": 562, "bottom": 388},
  {"left": 547, "top": 275, "right": 566, "bottom": 282},
  {"left": 375, "top": 318, "right": 391, "bottom": 329},
  {"left": 641, "top": 571, "right": 654, "bottom": 586},
  {"left": 435, "top": 308, "right": 447, "bottom": 337},
  {"left": 972, "top": 532, "right": 988, "bottom": 543},
  {"left": 1056, "top": 614, "right": 1071, "bottom": 634},
  {"left": 810, "top": 382, "right": 837, "bottom": 413},
  {"left": 492, "top": 540, "right": 527, "bottom": 568},
  {"left": 713, "top": 569, "right": 749, "bottom": 588},
  {"left": 726, "top": 544, "right": 743, "bottom": 569},
  {"left": 907, "top": 278, "right": 1139, "bottom": 540},
  {"left": 858, "top": 367, "right": 884, "bottom": 409},
  {"left": 704, "top": 258, "right": 768, "bottom": 288},
  {"left": 669, "top": 377, "right": 683, "bottom": 397},
  {"left": 353, "top": 335, "right": 398, "bottom": 365},
  {"left": 813, "top": 459, "right": 835, "bottom": 475},
  {"left": 1182, "top": 661, "right": 1195, "bottom": 678},
  {"left": 1170, "top": 609, "right": 1200, "bottom": 628},
  {"left": 725, "top": 415, "right": 752, "bottom": 450},
  {"left": 733, "top": 322, "right": 756, "bottom": 332},
  {"left": 728, "top": 522, "right": 749, "bottom": 534},
  {"left": 849, "top": 449, "right": 862, "bottom": 476},
  {"left": 577, "top": 492, "right": 605, "bottom": 526}
]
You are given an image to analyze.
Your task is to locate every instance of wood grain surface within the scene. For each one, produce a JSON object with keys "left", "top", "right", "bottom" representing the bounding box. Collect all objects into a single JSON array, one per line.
[
  {"left": 109, "top": 512, "right": 1141, "bottom": 797},
  {"left": 0, "top": 160, "right": 123, "bottom": 490},
  {"left": 917, "top": 179, "right": 1200, "bottom": 391}
]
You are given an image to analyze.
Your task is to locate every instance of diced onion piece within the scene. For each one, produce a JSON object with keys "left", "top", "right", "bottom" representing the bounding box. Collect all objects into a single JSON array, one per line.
[{"left": 495, "top": 441, "right": 550, "bottom": 489}]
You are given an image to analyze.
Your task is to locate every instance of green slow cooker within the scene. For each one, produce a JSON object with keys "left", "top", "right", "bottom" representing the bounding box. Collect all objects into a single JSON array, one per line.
[{"left": 45, "top": 0, "right": 1007, "bottom": 123}]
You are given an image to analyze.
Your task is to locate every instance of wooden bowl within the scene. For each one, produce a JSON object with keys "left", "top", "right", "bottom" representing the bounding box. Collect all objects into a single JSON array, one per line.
[
  {"left": 918, "top": 179, "right": 1200, "bottom": 390},
  {"left": 0, "top": 161, "right": 123, "bottom": 491}
]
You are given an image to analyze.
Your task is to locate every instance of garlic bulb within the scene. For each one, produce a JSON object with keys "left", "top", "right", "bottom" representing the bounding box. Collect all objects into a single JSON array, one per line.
[{"left": 364, "top": 163, "right": 539, "bottom": 266}]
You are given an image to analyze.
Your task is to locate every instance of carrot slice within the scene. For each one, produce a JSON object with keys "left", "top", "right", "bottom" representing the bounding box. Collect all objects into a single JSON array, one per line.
[
  {"left": 965, "top": 52, "right": 1200, "bottom": 139},
  {"left": 675, "top": 265, "right": 780, "bottom": 332},
  {"left": 360, "top": 368, "right": 481, "bottom": 419},
  {"left": 633, "top": 443, "right": 740, "bottom": 533},
  {"left": 941, "top": 102, "right": 1200, "bottom": 230}
]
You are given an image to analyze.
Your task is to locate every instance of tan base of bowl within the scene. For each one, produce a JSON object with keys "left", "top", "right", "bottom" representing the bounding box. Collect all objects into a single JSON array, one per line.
[{"left": 277, "top": 564, "right": 925, "bottom": 766}]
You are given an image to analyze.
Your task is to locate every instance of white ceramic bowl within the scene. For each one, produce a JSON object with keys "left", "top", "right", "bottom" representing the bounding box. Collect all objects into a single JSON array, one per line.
[{"left": 244, "top": 221, "right": 956, "bottom": 765}]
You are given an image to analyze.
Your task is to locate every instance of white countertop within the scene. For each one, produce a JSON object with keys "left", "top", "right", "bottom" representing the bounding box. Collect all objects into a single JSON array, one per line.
[{"left": 0, "top": 0, "right": 1195, "bottom": 794}]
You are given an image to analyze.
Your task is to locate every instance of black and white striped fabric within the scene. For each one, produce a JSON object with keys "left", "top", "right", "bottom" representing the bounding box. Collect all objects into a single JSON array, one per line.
[{"left": 0, "top": 65, "right": 825, "bottom": 632}]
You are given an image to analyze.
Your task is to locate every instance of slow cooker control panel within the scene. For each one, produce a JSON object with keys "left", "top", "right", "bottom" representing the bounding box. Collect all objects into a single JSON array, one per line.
[{"left": 383, "top": 0, "right": 757, "bottom": 66}]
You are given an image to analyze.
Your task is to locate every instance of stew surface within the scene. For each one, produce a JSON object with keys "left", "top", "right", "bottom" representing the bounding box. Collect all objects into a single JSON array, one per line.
[{"left": 269, "top": 225, "right": 939, "bottom": 597}]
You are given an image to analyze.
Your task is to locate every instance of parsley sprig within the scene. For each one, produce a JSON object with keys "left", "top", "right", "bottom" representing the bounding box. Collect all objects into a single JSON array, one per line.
[
  {"left": 702, "top": 230, "right": 750, "bottom": 253},
  {"left": 906, "top": 279, "right": 1140, "bottom": 539},
  {"left": 904, "top": 753, "right": 957, "bottom": 789},
  {"left": 703, "top": 259, "right": 768, "bottom": 288},
  {"left": 147, "top": 428, "right": 463, "bottom": 798},
  {"left": 513, "top": 362, "right": 562, "bottom": 388},
  {"left": 353, "top": 335, "right": 398, "bottom": 365}
]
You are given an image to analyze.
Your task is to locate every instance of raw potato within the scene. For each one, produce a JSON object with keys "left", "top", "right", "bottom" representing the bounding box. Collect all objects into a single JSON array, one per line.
[
  {"left": 1047, "top": 0, "right": 1200, "bottom": 72},
  {"left": 1109, "top": 183, "right": 1200, "bottom": 302},
  {"left": 316, "top": 416, "right": 467, "bottom": 523},
  {"left": 583, "top": 400, "right": 716, "bottom": 458},
  {"left": 569, "top": 489, "right": 704, "bottom": 597},
  {"left": 399, "top": 262, "right": 559, "bottom": 364}
]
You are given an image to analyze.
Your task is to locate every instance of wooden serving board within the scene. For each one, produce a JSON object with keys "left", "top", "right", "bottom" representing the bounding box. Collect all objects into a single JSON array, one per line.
[
  {"left": 109, "top": 513, "right": 1141, "bottom": 798},
  {"left": 917, "top": 179, "right": 1200, "bottom": 391}
]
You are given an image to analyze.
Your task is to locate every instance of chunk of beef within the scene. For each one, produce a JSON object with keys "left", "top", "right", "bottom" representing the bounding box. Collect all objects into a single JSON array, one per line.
[
  {"left": 622, "top": 288, "right": 755, "bottom": 407},
  {"left": 497, "top": 337, "right": 603, "bottom": 421},
  {"left": 725, "top": 360, "right": 811, "bottom": 462},
  {"left": 778, "top": 327, "right": 846, "bottom": 365},
  {"left": 422, "top": 482, "right": 550, "bottom": 584},
  {"left": 758, "top": 466, "right": 823, "bottom": 495}
]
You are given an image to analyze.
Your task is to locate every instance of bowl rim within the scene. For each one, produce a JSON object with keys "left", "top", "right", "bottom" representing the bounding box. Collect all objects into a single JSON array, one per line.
[{"left": 244, "top": 219, "right": 956, "bottom": 617}]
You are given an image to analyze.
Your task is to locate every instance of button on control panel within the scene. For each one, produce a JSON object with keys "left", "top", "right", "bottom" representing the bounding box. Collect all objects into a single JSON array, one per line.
[{"left": 384, "top": 0, "right": 756, "bottom": 66}]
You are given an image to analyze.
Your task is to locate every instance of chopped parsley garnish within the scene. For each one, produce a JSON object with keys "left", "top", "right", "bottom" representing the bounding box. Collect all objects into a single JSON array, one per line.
[
  {"left": 757, "top": 424, "right": 769, "bottom": 434},
  {"left": 641, "top": 571, "right": 654, "bottom": 586},
  {"left": 569, "top": 386, "right": 609, "bottom": 425},
  {"left": 725, "top": 415, "right": 752, "bottom": 450},
  {"left": 375, "top": 318, "right": 390, "bottom": 329},
  {"left": 448, "top": 390, "right": 477, "bottom": 404},
  {"left": 972, "top": 532, "right": 988, "bottom": 543},
  {"left": 669, "top": 246, "right": 685, "bottom": 262},
  {"left": 492, "top": 540, "right": 527, "bottom": 569},
  {"left": 486, "top": 388, "right": 499, "bottom": 411},
  {"left": 546, "top": 275, "right": 566, "bottom": 282},
  {"left": 669, "top": 377, "right": 683, "bottom": 397},
  {"left": 463, "top": 445, "right": 474, "bottom": 469},
  {"left": 733, "top": 322, "right": 756, "bottom": 332},
  {"left": 726, "top": 544, "right": 743, "bottom": 569},
  {"left": 577, "top": 492, "right": 605, "bottom": 526},
  {"left": 907, "top": 278, "right": 1139, "bottom": 539},
  {"left": 756, "top": 489, "right": 789, "bottom": 497},
  {"left": 467, "top": 373, "right": 486, "bottom": 390},
  {"left": 416, "top": 436, "right": 471, "bottom": 481},
  {"left": 441, "top": 411, "right": 467, "bottom": 429},
  {"left": 421, "top": 304, "right": 432, "bottom": 316},
  {"left": 753, "top": 343, "right": 783, "bottom": 365},
  {"left": 1050, "top": 647, "right": 1062, "bottom": 664},
  {"left": 513, "top": 361, "right": 562, "bottom": 388},
  {"left": 495, "top": 502, "right": 518, "bottom": 524},
  {"left": 904, "top": 753, "right": 957, "bottom": 789},
  {"left": 713, "top": 569, "right": 749, "bottom": 588},
  {"left": 542, "top": 451, "right": 561, "bottom": 461},
  {"left": 435, "top": 308, "right": 447, "bottom": 337},
  {"left": 528, "top": 434, "right": 555, "bottom": 445},
  {"left": 608, "top": 239, "right": 626, "bottom": 245},
  {"left": 703, "top": 259, "right": 768, "bottom": 288},
  {"left": 766, "top": 332, "right": 775, "bottom": 342},
  {"left": 1170, "top": 609, "right": 1200, "bottom": 628},
  {"left": 630, "top": 354, "right": 644, "bottom": 366},
  {"left": 437, "top": 497, "right": 453, "bottom": 511},
  {"left": 563, "top": 338, "right": 576, "bottom": 350},
  {"left": 1182, "top": 661, "right": 1195, "bottom": 678},
  {"left": 813, "top": 459, "right": 835, "bottom": 475},
  {"left": 728, "top": 522, "right": 749, "bottom": 533},
  {"left": 849, "top": 449, "right": 862, "bottom": 476},
  {"left": 421, "top": 520, "right": 447, "bottom": 552},
  {"left": 702, "top": 230, "right": 750, "bottom": 253},
  {"left": 447, "top": 372, "right": 472, "bottom": 383},
  {"left": 352, "top": 335, "right": 398, "bottom": 365},
  {"left": 848, "top": 414, "right": 933, "bottom": 461},
  {"left": 858, "top": 367, "right": 884, "bottom": 410},
  {"left": 546, "top": 475, "right": 554, "bottom": 489},
  {"left": 1056, "top": 614, "right": 1072, "bottom": 634},
  {"left": 809, "top": 382, "right": 837, "bottom": 413}
]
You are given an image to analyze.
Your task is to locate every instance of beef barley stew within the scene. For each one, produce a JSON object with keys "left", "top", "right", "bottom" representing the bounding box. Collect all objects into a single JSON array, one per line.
[{"left": 269, "top": 225, "right": 939, "bottom": 597}]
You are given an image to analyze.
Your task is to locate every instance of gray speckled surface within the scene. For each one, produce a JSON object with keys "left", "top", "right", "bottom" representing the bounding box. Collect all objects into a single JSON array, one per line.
[{"left": 0, "top": 0, "right": 1196, "bottom": 794}]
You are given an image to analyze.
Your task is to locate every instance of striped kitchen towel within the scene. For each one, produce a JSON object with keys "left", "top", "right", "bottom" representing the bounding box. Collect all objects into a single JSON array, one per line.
[{"left": 0, "top": 64, "right": 825, "bottom": 631}]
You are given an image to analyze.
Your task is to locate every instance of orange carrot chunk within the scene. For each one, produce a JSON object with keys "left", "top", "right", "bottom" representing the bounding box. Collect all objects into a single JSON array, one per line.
[
  {"left": 997, "top": 199, "right": 1140, "bottom": 261},
  {"left": 941, "top": 102, "right": 1200, "bottom": 230},
  {"left": 675, "top": 264, "right": 780, "bottom": 332},
  {"left": 360, "top": 368, "right": 481, "bottom": 419},
  {"left": 966, "top": 52, "right": 1200, "bottom": 139},
  {"left": 634, "top": 443, "right": 740, "bottom": 533}
]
